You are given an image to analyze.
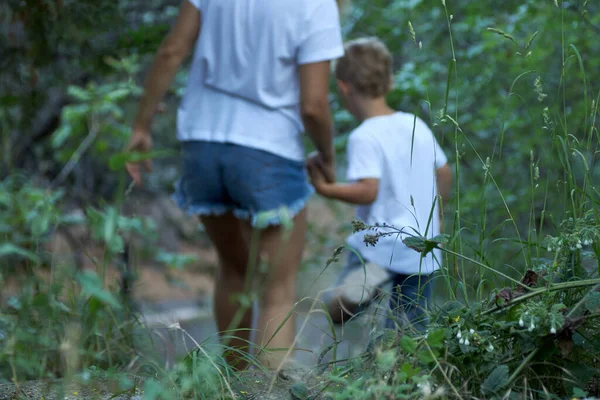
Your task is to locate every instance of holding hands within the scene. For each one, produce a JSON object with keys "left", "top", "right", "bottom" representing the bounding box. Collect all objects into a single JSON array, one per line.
[{"left": 306, "top": 152, "right": 335, "bottom": 194}]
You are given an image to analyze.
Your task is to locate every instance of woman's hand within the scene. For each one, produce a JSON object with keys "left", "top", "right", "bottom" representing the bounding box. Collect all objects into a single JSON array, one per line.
[
  {"left": 307, "top": 161, "right": 329, "bottom": 195},
  {"left": 125, "top": 129, "right": 153, "bottom": 186},
  {"left": 307, "top": 151, "right": 336, "bottom": 183}
]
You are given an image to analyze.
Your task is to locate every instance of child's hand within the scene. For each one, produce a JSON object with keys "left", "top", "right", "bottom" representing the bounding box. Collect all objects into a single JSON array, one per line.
[
  {"left": 307, "top": 162, "right": 329, "bottom": 194},
  {"left": 306, "top": 151, "right": 336, "bottom": 183}
]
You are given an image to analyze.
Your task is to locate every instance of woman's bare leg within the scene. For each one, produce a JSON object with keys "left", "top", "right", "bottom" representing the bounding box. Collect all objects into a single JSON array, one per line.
[
  {"left": 201, "top": 209, "right": 307, "bottom": 370},
  {"left": 254, "top": 209, "right": 306, "bottom": 369},
  {"left": 200, "top": 213, "right": 253, "bottom": 369}
]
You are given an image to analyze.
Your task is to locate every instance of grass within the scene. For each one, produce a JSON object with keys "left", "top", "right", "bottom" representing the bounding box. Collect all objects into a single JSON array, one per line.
[{"left": 2, "top": 0, "right": 600, "bottom": 399}]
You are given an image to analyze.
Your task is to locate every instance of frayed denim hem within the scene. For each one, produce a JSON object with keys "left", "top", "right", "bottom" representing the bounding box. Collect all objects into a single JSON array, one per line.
[
  {"left": 171, "top": 192, "right": 232, "bottom": 217},
  {"left": 171, "top": 185, "right": 314, "bottom": 228},
  {"left": 235, "top": 187, "right": 313, "bottom": 229}
]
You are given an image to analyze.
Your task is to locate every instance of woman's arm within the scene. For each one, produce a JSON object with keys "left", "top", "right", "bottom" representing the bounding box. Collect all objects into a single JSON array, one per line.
[
  {"left": 132, "top": 0, "right": 201, "bottom": 132},
  {"left": 300, "top": 61, "right": 337, "bottom": 183},
  {"left": 127, "top": 0, "right": 201, "bottom": 186}
]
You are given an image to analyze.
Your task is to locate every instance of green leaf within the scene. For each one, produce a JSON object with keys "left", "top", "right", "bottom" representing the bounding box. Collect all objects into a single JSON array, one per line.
[
  {"left": 0, "top": 243, "right": 40, "bottom": 263},
  {"left": 31, "top": 214, "right": 51, "bottom": 237},
  {"left": 77, "top": 270, "right": 121, "bottom": 309},
  {"left": 67, "top": 85, "right": 92, "bottom": 101},
  {"left": 51, "top": 125, "right": 73, "bottom": 148},
  {"left": 585, "top": 292, "right": 600, "bottom": 313},
  {"left": 481, "top": 365, "right": 509, "bottom": 395},
  {"left": 103, "top": 88, "right": 131, "bottom": 102},
  {"left": 103, "top": 207, "right": 118, "bottom": 247},
  {"left": 402, "top": 234, "right": 449, "bottom": 255},
  {"left": 400, "top": 335, "right": 417, "bottom": 354},
  {"left": 426, "top": 328, "right": 446, "bottom": 349},
  {"left": 400, "top": 362, "right": 420, "bottom": 381},
  {"left": 572, "top": 387, "right": 588, "bottom": 398}
]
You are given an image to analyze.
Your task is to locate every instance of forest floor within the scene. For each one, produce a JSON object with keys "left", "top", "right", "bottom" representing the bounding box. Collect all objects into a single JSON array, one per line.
[{"left": 1, "top": 195, "right": 383, "bottom": 399}]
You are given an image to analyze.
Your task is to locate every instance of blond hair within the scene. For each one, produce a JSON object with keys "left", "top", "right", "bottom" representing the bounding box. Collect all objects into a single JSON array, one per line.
[{"left": 335, "top": 37, "right": 393, "bottom": 98}]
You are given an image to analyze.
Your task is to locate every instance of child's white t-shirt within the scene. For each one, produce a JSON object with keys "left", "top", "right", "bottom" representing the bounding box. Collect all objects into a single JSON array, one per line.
[
  {"left": 178, "top": 0, "right": 344, "bottom": 162},
  {"left": 345, "top": 112, "right": 448, "bottom": 275}
]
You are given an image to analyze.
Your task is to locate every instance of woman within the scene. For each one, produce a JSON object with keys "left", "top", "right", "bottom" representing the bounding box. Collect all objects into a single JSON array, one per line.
[{"left": 126, "top": 0, "right": 344, "bottom": 369}]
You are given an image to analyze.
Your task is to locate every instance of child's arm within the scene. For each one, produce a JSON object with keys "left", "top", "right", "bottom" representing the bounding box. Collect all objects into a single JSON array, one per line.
[{"left": 308, "top": 163, "right": 378, "bottom": 205}]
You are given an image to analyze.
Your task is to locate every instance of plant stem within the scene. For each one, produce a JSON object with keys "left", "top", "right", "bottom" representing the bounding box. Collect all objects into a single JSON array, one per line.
[
  {"left": 567, "top": 284, "right": 600, "bottom": 318},
  {"left": 506, "top": 348, "right": 538, "bottom": 389},
  {"left": 440, "top": 247, "right": 532, "bottom": 290},
  {"left": 425, "top": 341, "right": 463, "bottom": 400},
  {"left": 483, "top": 278, "right": 600, "bottom": 315}
]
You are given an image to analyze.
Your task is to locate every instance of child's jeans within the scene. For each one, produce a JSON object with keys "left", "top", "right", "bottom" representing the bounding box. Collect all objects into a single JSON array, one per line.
[
  {"left": 386, "top": 270, "right": 431, "bottom": 331},
  {"left": 329, "top": 252, "right": 432, "bottom": 331}
]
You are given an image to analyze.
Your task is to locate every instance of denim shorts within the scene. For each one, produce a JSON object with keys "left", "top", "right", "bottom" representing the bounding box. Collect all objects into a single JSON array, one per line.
[{"left": 172, "top": 141, "right": 313, "bottom": 227}]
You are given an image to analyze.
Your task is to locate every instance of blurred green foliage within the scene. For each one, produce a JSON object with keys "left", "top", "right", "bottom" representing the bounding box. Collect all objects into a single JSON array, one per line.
[{"left": 330, "top": 0, "right": 600, "bottom": 291}]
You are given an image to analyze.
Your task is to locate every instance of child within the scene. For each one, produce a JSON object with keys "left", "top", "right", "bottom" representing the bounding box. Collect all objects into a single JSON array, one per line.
[{"left": 307, "top": 37, "right": 452, "bottom": 330}]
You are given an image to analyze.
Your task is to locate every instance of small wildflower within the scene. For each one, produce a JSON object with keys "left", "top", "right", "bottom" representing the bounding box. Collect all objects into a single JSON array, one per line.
[
  {"left": 487, "top": 344, "right": 494, "bottom": 352},
  {"left": 167, "top": 322, "right": 181, "bottom": 330},
  {"left": 457, "top": 331, "right": 462, "bottom": 339},
  {"left": 577, "top": 243, "right": 582, "bottom": 249},
  {"left": 464, "top": 339, "right": 470, "bottom": 346},
  {"left": 534, "top": 76, "right": 547, "bottom": 102},
  {"left": 469, "top": 329, "right": 475, "bottom": 334},
  {"left": 420, "top": 382, "right": 432, "bottom": 397},
  {"left": 459, "top": 338, "right": 465, "bottom": 345},
  {"left": 528, "top": 321, "right": 535, "bottom": 332},
  {"left": 519, "top": 318, "right": 524, "bottom": 327},
  {"left": 547, "top": 247, "right": 552, "bottom": 252},
  {"left": 550, "top": 327, "right": 557, "bottom": 334}
]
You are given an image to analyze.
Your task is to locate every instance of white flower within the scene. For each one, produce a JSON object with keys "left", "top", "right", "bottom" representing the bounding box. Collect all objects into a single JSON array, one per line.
[
  {"left": 459, "top": 338, "right": 465, "bottom": 345},
  {"left": 519, "top": 318, "right": 524, "bottom": 327},
  {"left": 577, "top": 243, "right": 582, "bottom": 249},
  {"left": 528, "top": 322, "right": 535, "bottom": 332},
  {"left": 487, "top": 344, "right": 494, "bottom": 352},
  {"left": 464, "top": 339, "right": 470, "bottom": 346},
  {"left": 550, "top": 327, "right": 556, "bottom": 334},
  {"left": 547, "top": 247, "right": 552, "bottom": 252},
  {"left": 457, "top": 331, "right": 462, "bottom": 339},
  {"left": 469, "top": 329, "right": 475, "bottom": 334}
]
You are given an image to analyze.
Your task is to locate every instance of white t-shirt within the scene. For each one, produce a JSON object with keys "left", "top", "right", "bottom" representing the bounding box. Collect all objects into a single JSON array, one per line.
[
  {"left": 345, "top": 112, "right": 448, "bottom": 275},
  {"left": 179, "top": 0, "right": 344, "bottom": 162}
]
